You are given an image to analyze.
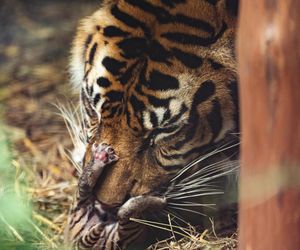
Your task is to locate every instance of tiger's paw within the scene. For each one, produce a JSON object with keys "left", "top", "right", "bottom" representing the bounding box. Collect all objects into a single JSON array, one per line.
[{"left": 118, "top": 195, "right": 166, "bottom": 221}]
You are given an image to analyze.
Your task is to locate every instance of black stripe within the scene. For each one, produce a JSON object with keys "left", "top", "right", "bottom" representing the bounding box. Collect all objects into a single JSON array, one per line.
[
  {"left": 130, "top": 95, "right": 145, "bottom": 113},
  {"left": 148, "top": 70, "right": 179, "bottom": 91},
  {"left": 119, "top": 61, "right": 139, "bottom": 85},
  {"left": 81, "top": 91, "right": 97, "bottom": 118},
  {"left": 172, "top": 82, "right": 215, "bottom": 149},
  {"left": 105, "top": 105, "right": 119, "bottom": 118},
  {"left": 150, "top": 112, "right": 158, "bottom": 127},
  {"left": 87, "top": 207, "right": 96, "bottom": 222},
  {"left": 161, "top": 22, "right": 227, "bottom": 46},
  {"left": 117, "top": 37, "right": 147, "bottom": 59},
  {"left": 160, "top": 124, "right": 186, "bottom": 142},
  {"left": 103, "top": 25, "right": 129, "bottom": 37},
  {"left": 106, "top": 90, "right": 124, "bottom": 103},
  {"left": 138, "top": 61, "right": 148, "bottom": 86},
  {"left": 81, "top": 236, "right": 93, "bottom": 247},
  {"left": 172, "top": 48, "right": 203, "bottom": 69},
  {"left": 162, "top": 109, "right": 171, "bottom": 123},
  {"left": 73, "top": 223, "right": 86, "bottom": 240},
  {"left": 101, "top": 224, "right": 115, "bottom": 250},
  {"left": 172, "top": 122, "right": 197, "bottom": 150},
  {"left": 139, "top": 126, "right": 180, "bottom": 153},
  {"left": 117, "top": 106, "right": 123, "bottom": 116},
  {"left": 125, "top": 106, "right": 131, "bottom": 128},
  {"left": 85, "top": 34, "right": 93, "bottom": 48},
  {"left": 89, "top": 85, "right": 94, "bottom": 96},
  {"left": 125, "top": 0, "right": 172, "bottom": 23},
  {"left": 69, "top": 211, "right": 86, "bottom": 228},
  {"left": 205, "top": 0, "right": 218, "bottom": 5},
  {"left": 160, "top": 0, "right": 186, "bottom": 8},
  {"left": 89, "top": 231, "right": 99, "bottom": 242},
  {"left": 162, "top": 32, "right": 208, "bottom": 46},
  {"left": 83, "top": 68, "right": 91, "bottom": 81},
  {"left": 93, "top": 94, "right": 100, "bottom": 106},
  {"left": 89, "top": 43, "right": 98, "bottom": 65},
  {"left": 161, "top": 151, "right": 182, "bottom": 160},
  {"left": 228, "top": 80, "right": 239, "bottom": 131},
  {"left": 175, "top": 14, "right": 214, "bottom": 34},
  {"left": 104, "top": 226, "right": 115, "bottom": 249},
  {"left": 180, "top": 141, "right": 223, "bottom": 159},
  {"left": 213, "top": 22, "right": 228, "bottom": 42},
  {"left": 167, "top": 104, "right": 188, "bottom": 125},
  {"left": 134, "top": 82, "right": 143, "bottom": 96},
  {"left": 209, "top": 59, "right": 224, "bottom": 70},
  {"left": 207, "top": 99, "right": 223, "bottom": 141},
  {"left": 102, "top": 57, "right": 126, "bottom": 75},
  {"left": 156, "top": 157, "right": 182, "bottom": 170},
  {"left": 111, "top": 5, "right": 150, "bottom": 36},
  {"left": 148, "top": 40, "right": 171, "bottom": 63},
  {"left": 193, "top": 81, "right": 216, "bottom": 106},
  {"left": 97, "top": 77, "right": 111, "bottom": 88},
  {"left": 148, "top": 95, "right": 171, "bottom": 107},
  {"left": 153, "top": 124, "right": 180, "bottom": 137},
  {"left": 162, "top": 32, "right": 208, "bottom": 45}
]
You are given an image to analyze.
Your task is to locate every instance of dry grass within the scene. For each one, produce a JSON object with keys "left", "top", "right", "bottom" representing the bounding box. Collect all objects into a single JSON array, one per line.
[{"left": 149, "top": 220, "right": 237, "bottom": 250}]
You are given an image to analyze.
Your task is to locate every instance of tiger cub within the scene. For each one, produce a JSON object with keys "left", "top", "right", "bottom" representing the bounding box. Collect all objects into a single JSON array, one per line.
[{"left": 65, "top": 0, "right": 239, "bottom": 249}]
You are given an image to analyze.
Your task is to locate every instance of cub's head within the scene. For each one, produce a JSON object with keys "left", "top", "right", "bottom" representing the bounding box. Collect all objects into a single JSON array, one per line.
[{"left": 69, "top": 0, "right": 238, "bottom": 208}]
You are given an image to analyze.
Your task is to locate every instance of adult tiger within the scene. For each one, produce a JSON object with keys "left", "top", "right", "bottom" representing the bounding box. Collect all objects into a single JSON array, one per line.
[{"left": 65, "top": 0, "right": 239, "bottom": 249}]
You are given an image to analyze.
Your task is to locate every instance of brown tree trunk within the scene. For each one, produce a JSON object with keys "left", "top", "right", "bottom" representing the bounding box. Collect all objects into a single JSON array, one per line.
[{"left": 237, "top": 0, "right": 300, "bottom": 249}]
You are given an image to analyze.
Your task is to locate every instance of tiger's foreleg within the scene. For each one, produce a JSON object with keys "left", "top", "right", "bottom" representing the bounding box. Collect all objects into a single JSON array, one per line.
[
  {"left": 78, "top": 142, "right": 119, "bottom": 202},
  {"left": 114, "top": 195, "right": 167, "bottom": 249}
]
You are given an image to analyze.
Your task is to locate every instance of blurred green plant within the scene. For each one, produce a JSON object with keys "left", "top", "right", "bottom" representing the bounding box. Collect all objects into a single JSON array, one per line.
[{"left": 0, "top": 119, "right": 38, "bottom": 250}]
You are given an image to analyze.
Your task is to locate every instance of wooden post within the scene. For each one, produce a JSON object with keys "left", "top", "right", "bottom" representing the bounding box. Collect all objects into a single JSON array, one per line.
[{"left": 237, "top": 0, "right": 300, "bottom": 249}]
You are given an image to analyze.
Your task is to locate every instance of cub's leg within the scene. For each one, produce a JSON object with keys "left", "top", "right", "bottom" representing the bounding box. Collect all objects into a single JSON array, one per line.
[
  {"left": 65, "top": 143, "right": 118, "bottom": 247},
  {"left": 78, "top": 142, "right": 119, "bottom": 202}
]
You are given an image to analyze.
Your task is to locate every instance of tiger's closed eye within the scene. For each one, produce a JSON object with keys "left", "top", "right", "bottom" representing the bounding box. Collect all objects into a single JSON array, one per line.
[{"left": 138, "top": 133, "right": 156, "bottom": 153}]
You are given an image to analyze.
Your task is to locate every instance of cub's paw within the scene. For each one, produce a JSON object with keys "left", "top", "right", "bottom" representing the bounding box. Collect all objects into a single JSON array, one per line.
[{"left": 92, "top": 143, "right": 119, "bottom": 166}]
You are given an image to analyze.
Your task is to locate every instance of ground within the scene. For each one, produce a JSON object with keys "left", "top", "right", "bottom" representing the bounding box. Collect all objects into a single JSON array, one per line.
[{"left": 0, "top": 1, "right": 237, "bottom": 249}]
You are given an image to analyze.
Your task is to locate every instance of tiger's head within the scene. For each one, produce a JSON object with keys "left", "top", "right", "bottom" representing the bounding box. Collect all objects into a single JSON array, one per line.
[{"left": 69, "top": 0, "right": 238, "bottom": 210}]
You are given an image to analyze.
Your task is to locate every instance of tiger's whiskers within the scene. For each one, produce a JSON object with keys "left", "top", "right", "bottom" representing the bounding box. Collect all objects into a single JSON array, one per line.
[
  {"left": 54, "top": 101, "right": 87, "bottom": 172},
  {"left": 165, "top": 142, "right": 239, "bottom": 216}
]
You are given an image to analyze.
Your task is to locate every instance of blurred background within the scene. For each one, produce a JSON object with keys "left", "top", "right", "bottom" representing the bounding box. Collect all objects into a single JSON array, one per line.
[{"left": 0, "top": 1, "right": 98, "bottom": 249}]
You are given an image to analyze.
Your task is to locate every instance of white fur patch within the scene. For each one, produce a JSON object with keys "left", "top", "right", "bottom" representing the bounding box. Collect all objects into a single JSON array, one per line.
[{"left": 143, "top": 111, "right": 153, "bottom": 129}]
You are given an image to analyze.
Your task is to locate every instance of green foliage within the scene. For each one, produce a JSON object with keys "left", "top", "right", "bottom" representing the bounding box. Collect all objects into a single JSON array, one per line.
[{"left": 0, "top": 123, "right": 37, "bottom": 250}]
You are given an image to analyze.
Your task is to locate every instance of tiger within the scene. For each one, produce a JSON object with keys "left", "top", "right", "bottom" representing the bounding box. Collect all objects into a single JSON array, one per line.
[{"left": 64, "top": 0, "right": 239, "bottom": 249}]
